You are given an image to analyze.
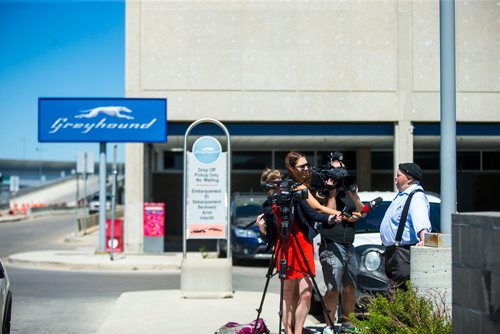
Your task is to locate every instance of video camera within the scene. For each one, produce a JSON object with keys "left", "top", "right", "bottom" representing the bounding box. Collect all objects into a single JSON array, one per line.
[
  {"left": 264, "top": 178, "right": 308, "bottom": 206},
  {"left": 310, "top": 151, "right": 356, "bottom": 200},
  {"left": 262, "top": 177, "right": 308, "bottom": 239}
]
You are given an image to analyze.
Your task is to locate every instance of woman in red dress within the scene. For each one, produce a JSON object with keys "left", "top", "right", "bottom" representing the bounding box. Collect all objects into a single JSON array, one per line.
[
  {"left": 257, "top": 161, "right": 339, "bottom": 334},
  {"left": 278, "top": 152, "right": 340, "bottom": 334}
]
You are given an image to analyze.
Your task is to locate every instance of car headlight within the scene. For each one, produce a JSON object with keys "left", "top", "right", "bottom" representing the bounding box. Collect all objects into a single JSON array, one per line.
[
  {"left": 234, "top": 227, "right": 258, "bottom": 238},
  {"left": 363, "top": 250, "right": 382, "bottom": 271}
]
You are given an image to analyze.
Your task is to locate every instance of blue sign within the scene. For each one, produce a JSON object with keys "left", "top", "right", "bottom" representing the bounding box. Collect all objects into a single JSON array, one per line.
[
  {"left": 38, "top": 98, "right": 167, "bottom": 142},
  {"left": 192, "top": 136, "right": 222, "bottom": 164}
]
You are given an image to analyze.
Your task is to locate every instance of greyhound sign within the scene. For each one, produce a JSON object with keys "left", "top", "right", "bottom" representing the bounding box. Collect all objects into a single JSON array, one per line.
[{"left": 38, "top": 98, "right": 167, "bottom": 142}]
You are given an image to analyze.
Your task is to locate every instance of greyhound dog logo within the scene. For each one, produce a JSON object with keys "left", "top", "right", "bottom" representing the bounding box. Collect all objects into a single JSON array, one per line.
[{"left": 75, "top": 106, "right": 134, "bottom": 120}]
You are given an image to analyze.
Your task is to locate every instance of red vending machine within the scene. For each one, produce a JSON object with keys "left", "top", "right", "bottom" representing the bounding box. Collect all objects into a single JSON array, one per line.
[{"left": 143, "top": 202, "right": 165, "bottom": 253}]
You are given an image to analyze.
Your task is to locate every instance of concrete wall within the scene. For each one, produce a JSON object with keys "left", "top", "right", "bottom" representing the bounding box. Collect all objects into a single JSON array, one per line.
[
  {"left": 126, "top": 0, "right": 500, "bottom": 122},
  {"left": 452, "top": 213, "right": 500, "bottom": 334}
]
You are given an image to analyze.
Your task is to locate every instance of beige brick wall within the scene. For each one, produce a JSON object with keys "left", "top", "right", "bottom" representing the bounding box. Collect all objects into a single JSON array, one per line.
[{"left": 126, "top": 0, "right": 500, "bottom": 123}]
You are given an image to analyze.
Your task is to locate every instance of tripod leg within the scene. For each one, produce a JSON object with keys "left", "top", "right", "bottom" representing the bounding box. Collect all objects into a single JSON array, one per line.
[
  {"left": 252, "top": 246, "right": 278, "bottom": 334},
  {"left": 290, "top": 232, "right": 339, "bottom": 334},
  {"left": 279, "top": 263, "right": 285, "bottom": 334},
  {"left": 278, "top": 237, "right": 288, "bottom": 334}
]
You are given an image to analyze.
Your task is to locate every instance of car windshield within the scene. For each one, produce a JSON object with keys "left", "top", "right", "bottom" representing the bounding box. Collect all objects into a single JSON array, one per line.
[
  {"left": 91, "top": 194, "right": 112, "bottom": 201},
  {"left": 355, "top": 201, "right": 441, "bottom": 233},
  {"left": 233, "top": 202, "right": 262, "bottom": 227}
]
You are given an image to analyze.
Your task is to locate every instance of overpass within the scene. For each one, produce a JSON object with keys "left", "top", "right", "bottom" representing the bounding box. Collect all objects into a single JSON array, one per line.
[{"left": 4, "top": 174, "right": 124, "bottom": 213}]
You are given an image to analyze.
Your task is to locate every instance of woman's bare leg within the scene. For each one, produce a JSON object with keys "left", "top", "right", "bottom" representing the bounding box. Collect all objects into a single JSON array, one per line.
[
  {"left": 283, "top": 279, "right": 297, "bottom": 334},
  {"left": 293, "top": 277, "right": 313, "bottom": 334}
]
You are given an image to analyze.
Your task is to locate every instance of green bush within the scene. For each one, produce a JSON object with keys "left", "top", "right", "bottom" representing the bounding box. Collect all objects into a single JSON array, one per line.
[{"left": 350, "top": 283, "right": 451, "bottom": 334}]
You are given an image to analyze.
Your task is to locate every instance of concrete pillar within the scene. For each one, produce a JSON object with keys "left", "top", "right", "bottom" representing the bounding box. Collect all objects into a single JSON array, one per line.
[
  {"left": 124, "top": 143, "right": 145, "bottom": 253},
  {"left": 356, "top": 148, "right": 371, "bottom": 191},
  {"left": 394, "top": 120, "right": 414, "bottom": 190},
  {"left": 124, "top": 0, "right": 144, "bottom": 254},
  {"left": 411, "top": 243, "right": 452, "bottom": 314},
  {"left": 181, "top": 255, "right": 233, "bottom": 299},
  {"left": 394, "top": 0, "right": 415, "bottom": 192}
]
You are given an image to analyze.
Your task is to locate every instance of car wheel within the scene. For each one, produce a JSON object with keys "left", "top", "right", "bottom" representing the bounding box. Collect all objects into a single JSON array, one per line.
[
  {"left": 2, "top": 291, "right": 12, "bottom": 334},
  {"left": 231, "top": 256, "right": 241, "bottom": 266},
  {"left": 216, "top": 240, "right": 226, "bottom": 258}
]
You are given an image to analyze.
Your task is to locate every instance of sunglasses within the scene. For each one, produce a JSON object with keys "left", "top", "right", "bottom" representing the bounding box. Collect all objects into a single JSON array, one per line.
[{"left": 296, "top": 163, "right": 311, "bottom": 170}]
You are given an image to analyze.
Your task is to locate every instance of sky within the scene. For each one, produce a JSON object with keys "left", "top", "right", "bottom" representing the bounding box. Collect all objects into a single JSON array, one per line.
[{"left": 0, "top": 0, "right": 125, "bottom": 162}]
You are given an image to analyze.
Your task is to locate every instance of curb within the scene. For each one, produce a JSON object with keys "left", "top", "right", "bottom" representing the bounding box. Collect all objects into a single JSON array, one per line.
[
  {"left": 0, "top": 215, "right": 26, "bottom": 223},
  {"left": 7, "top": 250, "right": 183, "bottom": 272}
]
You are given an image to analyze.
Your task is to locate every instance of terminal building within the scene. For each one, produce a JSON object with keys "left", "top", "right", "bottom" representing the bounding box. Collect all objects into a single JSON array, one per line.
[{"left": 123, "top": 1, "right": 500, "bottom": 253}]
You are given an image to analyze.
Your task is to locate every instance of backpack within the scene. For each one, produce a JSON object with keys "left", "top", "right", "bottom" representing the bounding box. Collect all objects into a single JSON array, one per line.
[{"left": 214, "top": 318, "right": 270, "bottom": 334}]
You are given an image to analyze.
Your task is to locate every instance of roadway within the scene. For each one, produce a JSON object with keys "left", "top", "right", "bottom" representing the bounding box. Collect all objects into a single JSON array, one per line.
[{"left": 0, "top": 214, "right": 282, "bottom": 333}]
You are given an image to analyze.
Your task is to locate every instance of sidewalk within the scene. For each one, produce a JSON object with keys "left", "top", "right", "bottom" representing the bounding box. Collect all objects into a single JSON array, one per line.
[
  {"left": 96, "top": 290, "right": 327, "bottom": 334},
  {"left": 6, "top": 228, "right": 332, "bottom": 333}
]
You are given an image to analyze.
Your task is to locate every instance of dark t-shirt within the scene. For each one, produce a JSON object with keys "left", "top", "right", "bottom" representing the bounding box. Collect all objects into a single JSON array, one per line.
[{"left": 320, "top": 191, "right": 356, "bottom": 245}]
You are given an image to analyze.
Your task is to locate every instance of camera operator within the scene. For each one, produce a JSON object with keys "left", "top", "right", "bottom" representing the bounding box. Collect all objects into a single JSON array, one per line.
[
  {"left": 257, "top": 163, "right": 338, "bottom": 334},
  {"left": 317, "top": 152, "right": 364, "bottom": 334},
  {"left": 256, "top": 168, "right": 281, "bottom": 242}
]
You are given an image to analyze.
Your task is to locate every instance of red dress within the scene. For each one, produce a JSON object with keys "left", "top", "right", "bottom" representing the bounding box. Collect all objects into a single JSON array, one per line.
[{"left": 273, "top": 205, "right": 315, "bottom": 279}]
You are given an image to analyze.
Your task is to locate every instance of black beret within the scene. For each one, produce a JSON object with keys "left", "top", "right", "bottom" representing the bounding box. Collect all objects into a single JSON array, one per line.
[{"left": 399, "top": 162, "right": 423, "bottom": 181}]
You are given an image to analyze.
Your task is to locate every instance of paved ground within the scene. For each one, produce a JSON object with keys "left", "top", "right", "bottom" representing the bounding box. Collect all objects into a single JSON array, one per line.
[{"left": 4, "top": 218, "right": 337, "bottom": 334}]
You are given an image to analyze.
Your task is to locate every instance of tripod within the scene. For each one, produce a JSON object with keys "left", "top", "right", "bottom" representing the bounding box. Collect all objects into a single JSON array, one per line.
[{"left": 252, "top": 203, "right": 337, "bottom": 334}]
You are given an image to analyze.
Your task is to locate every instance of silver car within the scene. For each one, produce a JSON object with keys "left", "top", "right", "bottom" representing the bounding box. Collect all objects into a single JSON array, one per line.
[{"left": 0, "top": 257, "right": 12, "bottom": 334}]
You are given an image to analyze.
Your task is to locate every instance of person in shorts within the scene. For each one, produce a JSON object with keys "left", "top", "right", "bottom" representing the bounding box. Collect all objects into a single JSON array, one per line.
[{"left": 319, "top": 153, "right": 363, "bottom": 334}]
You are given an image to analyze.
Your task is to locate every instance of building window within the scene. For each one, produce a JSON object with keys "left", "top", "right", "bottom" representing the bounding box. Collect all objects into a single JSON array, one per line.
[
  {"left": 317, "top": 150, "right": 356, "bottom": 169},
  {"left": 232, "top": 151, "right": 272, "bottom": 170},
  {"left": 415, "top": 151, "right": 440, "bottom": 170},
  {"left": 457, "top": 152, "right": 480, "bottom": 170},
  {"left": 371, "top": 151, "right": 393, "bottom": 170},
  {"left": 163, "top": 152, "right": 183, "bottom": 170},
  {"left": 483, "top": 151, "right": 500, "bottom": 170}
]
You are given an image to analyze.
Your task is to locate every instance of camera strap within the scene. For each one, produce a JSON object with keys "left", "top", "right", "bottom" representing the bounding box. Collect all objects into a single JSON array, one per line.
[{"left": 395, "top": 188, "right": 423, "bottom": 247}]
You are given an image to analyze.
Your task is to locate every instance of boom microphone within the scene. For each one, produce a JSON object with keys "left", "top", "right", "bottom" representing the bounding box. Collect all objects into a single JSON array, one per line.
[{"left": 360, "top": 196, "right": 383, "bottom": 213}]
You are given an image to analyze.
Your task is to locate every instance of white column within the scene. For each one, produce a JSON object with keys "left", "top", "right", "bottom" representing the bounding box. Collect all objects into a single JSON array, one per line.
[
  {"left": 394, "top": 0, "right": 415, "bottom": 191},
  {"left": 394, "top": 120, "right": 414, "bottom": 164},
  {"left": 124, "top": 143, "right": 145, "bottom": 253}
]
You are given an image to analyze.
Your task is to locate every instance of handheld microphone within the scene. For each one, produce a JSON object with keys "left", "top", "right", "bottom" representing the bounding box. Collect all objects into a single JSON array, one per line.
[
  {"left": 340, "top": 196, "right": 384, "bottom": 219},
  {"left": 360, "top": 196, "right": 383, "bottom": 213}
]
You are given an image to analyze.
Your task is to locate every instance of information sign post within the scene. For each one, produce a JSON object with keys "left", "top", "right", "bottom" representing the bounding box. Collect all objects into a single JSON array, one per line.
[
  {"left": 182, "top": 119, "right": 231, "bottom": 258},
  {"left": 181, "top": 118, "right": 233, "bottom": 299}
]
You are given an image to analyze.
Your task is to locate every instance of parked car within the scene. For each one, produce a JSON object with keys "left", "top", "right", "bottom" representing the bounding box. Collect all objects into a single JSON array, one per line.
[
  {"left": 1, "top": 257, "right": 12, "bottom": 334},
  {"left": 88, "top": 194, "right": 112, "bottom": 213},
  {"left": 311, "top": 191, "right": 441, "bottom": 315},
  {"left": 218, "top": 193, "right": 272, "bottom": 262}
]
